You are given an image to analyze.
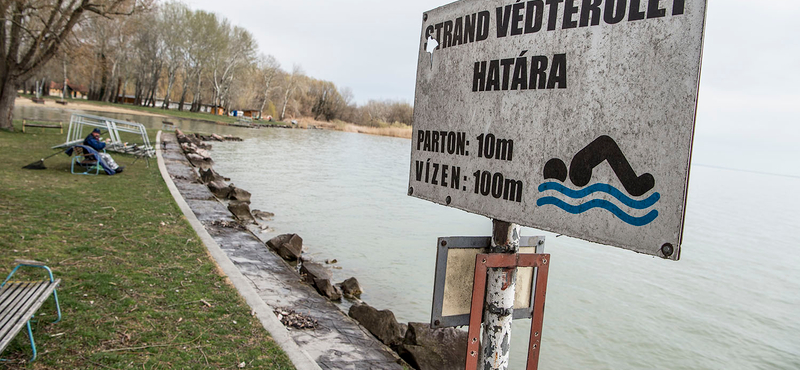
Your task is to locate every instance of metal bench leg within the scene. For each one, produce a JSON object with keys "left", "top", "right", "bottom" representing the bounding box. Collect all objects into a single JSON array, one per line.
[
  {"left": 51, "top": 289, "right": 62, "bottom": 324},
  {"left": 25, "top": 317, "right": 38, "bottom": 362},
  {"left": 37, "top": 265, "right": 62, "bottom": 324},
  {"left": 2, "top": 314, "right": 41, "bottom": 362}
]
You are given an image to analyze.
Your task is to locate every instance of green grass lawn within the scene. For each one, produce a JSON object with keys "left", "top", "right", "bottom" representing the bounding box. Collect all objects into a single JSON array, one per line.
[{"left": 0, "top": 122, "right": 294, "bottom": 369}]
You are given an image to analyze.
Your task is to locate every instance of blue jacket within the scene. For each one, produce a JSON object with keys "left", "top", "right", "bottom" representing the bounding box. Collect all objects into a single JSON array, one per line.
[{"left": 83, "top": 133, "right": 106, "bottom": 151}]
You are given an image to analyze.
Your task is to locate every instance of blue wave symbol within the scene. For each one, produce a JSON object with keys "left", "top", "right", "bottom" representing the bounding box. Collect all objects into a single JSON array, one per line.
[
  {"left": 536, "top": 182, "right": 660, "bottom": 226},
  {"left": 538, "top": 182, "right": 660, "bottom": 210},
  {"left": 536, "top": 197, "right": 659, "bottom": 226}
]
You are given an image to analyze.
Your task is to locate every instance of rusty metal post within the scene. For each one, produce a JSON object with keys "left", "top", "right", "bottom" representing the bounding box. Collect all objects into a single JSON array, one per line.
[{"left": 478, "top": 220, "right": 521, "bottom": 369}]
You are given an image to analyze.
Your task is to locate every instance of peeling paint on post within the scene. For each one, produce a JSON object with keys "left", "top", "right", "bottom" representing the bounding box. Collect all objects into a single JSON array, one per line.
[{"left": 479, "top": 220, "right": 521, "bottom": 369}]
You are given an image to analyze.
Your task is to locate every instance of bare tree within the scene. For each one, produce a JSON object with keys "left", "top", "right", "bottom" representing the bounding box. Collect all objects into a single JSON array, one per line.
[
  {"left": 77, "top": 13, "right": 134, "bottom": 102},
  {"left": 1, "top": 0, "right": 141, "bottom": 130},
  {"left": 279, "top": 64, "right": 303, "bottom": 121},
  {"left": 255, "top": 53, "right": 279, "bottom": 117},
  {"left": 309, "top": 80, "right": 346, "bottom": 121},
  {"left": 128, "top": 8, "right": 165, "bottom": 107},
  {"left": 84, "top": 15, "right": 110, "bottom": 100},
  {"left": 182, "top": 10, "right": 217, "bottom": 112},
  {"left": 209, "top": 22, "right": 256, "bottom": 114},
  {"left": 176, "top": 8, "right": 209, "bottom": 111},
  {"left": 349, "top": 99, "right": 413, "bottom": 126},
  {"left": 159, "top": 1, "right": 186, "bottom": 109}
]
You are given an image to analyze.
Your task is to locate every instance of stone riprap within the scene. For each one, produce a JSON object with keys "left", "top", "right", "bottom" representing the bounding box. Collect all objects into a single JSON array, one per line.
[{"left": 160, "top": 132, "right": 404, "bottom": 370}]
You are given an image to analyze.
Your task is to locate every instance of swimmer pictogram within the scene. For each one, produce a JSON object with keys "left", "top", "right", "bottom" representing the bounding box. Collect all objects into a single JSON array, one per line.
[{"left": 537, "top": 136, "right": 659, "bottom": 226}]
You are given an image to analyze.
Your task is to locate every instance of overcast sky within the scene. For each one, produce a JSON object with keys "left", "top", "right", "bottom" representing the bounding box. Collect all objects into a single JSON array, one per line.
[{"left": 183, "top": 0, "right": 800, "bottom": 177}]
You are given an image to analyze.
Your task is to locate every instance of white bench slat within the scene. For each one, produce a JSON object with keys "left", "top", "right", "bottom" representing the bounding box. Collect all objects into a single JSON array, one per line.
[
  {"left": 0, "top": 280, "right": 59, "bottom": 353},
  {"left": 0, "top": 282, "right": 49, "bottom": 337},
  {"left": 0, "top": 281, "right": 56, "bottom": 351},
  {"left": 0, "top": 282, "right": 39, "bottom": 319},
  {"left": 0, "top": 282, "right": 25, "bottom": 307},
  {"left": 0, "top": 282, "right": 49, "bottom": 326},
  {"left": 0, "top": 281, "right": 30, "bottom": 304}
]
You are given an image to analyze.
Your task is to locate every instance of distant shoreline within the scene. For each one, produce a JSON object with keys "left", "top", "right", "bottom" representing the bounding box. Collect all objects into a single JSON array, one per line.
[
  {"left": 296, "top": 117, "right": 412, "bottom": 139},
  {"left": 15, "top": 96, "right": 413, "bottom": 139}
]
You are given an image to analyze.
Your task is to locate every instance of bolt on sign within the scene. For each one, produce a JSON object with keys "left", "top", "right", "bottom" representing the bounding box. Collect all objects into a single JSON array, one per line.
[{"left": 409, "top": 0, "right": 708, "bottom": 260}]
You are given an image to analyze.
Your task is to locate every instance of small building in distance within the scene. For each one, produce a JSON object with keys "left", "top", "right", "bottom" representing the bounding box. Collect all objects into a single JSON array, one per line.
[
  {"left": 207, "top": 105, "right": 225, "bottom": 116},
  {"left": 117, "top": 95, "right": 136, "bottom": 104},
  {"left": 239, "top": 109, "right": 262, "bottom": 120},
  {"left": 49, "top": 80, "right": 88, "bottom": 99}
]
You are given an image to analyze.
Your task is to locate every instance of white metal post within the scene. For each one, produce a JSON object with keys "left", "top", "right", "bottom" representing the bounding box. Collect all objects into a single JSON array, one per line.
[{"left": 479, "top": 220, "right": 521, "bottom": 369}]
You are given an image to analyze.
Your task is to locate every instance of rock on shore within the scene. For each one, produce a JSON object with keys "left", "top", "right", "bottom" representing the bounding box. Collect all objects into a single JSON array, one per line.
[
  {"left": 266, "top": 233, "right": 304, "bottom": 261},
  {"left": 228, "top": 202, "right": 255, "bottom": 224},
  {"left": 348, "top": 303, "right": 405, "bottom": 347},
  {"left": 199, "top": 168, "right": 226, "bottom": 184},
  {"left": 398, "top": 323, "right": 468, "bottom": 370},
  {"left": 339, "top": 277, "right": 363, "bottom": 298}
]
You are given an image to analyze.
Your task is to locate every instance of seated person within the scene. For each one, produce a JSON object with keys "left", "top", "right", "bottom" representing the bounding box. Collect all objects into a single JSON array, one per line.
[{"left": 83, "top": 128, "right": 125, "bottom": 173}]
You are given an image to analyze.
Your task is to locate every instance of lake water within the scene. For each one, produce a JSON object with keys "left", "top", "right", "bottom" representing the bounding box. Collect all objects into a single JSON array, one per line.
[{"left": 16, "top": 105, "right": 800, "bottom": 369}]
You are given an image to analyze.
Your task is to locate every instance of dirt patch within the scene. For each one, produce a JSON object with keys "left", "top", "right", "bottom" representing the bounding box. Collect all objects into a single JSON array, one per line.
[{"left": 15, "top": 97, "right": 168, "bottom": 118}]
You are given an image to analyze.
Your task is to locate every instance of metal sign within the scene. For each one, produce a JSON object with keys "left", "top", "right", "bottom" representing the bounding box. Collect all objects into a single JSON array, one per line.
[
  {"left": 431, "top": 236, "right": 544, "bottom": 328},
  {"left": 409, "top": 0, "right": 708, "bottom": 260}
]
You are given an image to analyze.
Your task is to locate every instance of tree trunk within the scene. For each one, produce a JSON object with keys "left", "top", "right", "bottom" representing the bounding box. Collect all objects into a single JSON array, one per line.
[
  {"left": 162, "top": 74, "right": 175, "bottom": 109},
  {"left": 0, "top": 73, "right": 17, "bottom": 131},
  {"left": 134, "top": 79, "right": 142, "bottom": 105},
  {"left": 147, "top": 83, "right": 156, "bottom": 107},
  {"left": 115, "top": 77, "right": 122, "bottom": 103},
  {"left": 191, "top": 73, "right": 202, "bottom": 112},
  {"left": 177, "top": 63, "right": 191, "bottom": 111},
  {"left": 88, "top": 64, "right": 97, "bottom": 100},
  {"left": 63, "top": 60, "right": 69, "bottom": 100},
  {"left": 149, "top": 62, "right": 161, "bottom": 107},
  {"left": 120, "top": 79, "right": 128, "bottom": 103},
  {"left": 178, "top": 84, "right": 187, "bottom": 111},
  {"left": 258, "top": 97, "right": 268, "bottom": 115},
  {"left": 41, "top": 77, "right": 50, "bottom": 97},
  {"left": 178, "top": 71, "right": 192, "bottom": 111},
  {"left": 258, "top": 75, "right": 274, "bottom": 115},
  {"left": 97, "top": 54, "right": 108, "bottom": 101},
  {"left": 280, "top": 87, "right": 292, "bottom": 121},
  {"left": 102, "top": 61, "right": 118, "bottom": 102}
]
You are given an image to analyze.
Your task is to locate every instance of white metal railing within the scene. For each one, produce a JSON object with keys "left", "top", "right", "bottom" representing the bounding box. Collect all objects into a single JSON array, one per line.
[{"left": 53, "top": 114, "right": 155, "bottom": 158}]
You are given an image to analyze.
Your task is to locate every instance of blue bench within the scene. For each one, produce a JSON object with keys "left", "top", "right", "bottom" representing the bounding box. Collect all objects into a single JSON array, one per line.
[
  {"left": 0, "top": 260, "right": 62, "bottom": 362},
  {"left": 70, "top": 146, "right": 102, "bottom": 175}
]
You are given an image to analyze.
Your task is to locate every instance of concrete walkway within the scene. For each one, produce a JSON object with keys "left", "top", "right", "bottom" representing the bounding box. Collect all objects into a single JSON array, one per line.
[{"left": 156, "top": 132, "right": 404, "bottom": 370}]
